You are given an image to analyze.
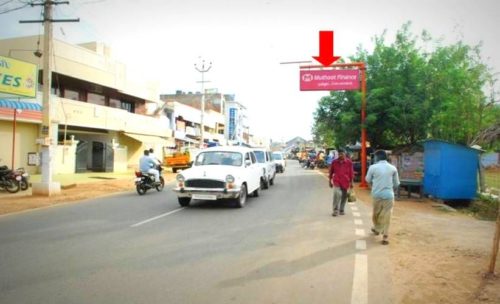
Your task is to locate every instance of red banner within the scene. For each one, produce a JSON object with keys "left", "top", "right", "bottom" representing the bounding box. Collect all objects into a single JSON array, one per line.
[{"left": 300, "top": 69, "right": 360, "bottom": 91}]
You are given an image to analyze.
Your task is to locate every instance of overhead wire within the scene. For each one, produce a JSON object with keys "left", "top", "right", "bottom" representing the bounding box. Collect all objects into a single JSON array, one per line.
[
  {"left": 0, "top": 2, "right": 30, "bottom": 14},
  {"left": 0, "top": 0, "right": 16, "bottom": 8}
]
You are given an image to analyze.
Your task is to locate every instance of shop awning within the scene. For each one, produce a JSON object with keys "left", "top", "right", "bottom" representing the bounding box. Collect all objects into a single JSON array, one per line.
[
  {"left": 0, "top": 99, "right": 42, "bottom": 111},
  {"left": 122, "top": 132, "right": 176, "bottom": 147}
]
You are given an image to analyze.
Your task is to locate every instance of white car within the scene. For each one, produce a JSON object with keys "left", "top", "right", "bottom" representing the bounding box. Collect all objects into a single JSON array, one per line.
[
  {"left": 252, "top": 148, "right": 276, "bottom": 189},
  {"left": 173, "top": 146, "right": 262, "bottom": 208},
  {"left": 272, "top": 151, "right": 286, "bottom": 173}
]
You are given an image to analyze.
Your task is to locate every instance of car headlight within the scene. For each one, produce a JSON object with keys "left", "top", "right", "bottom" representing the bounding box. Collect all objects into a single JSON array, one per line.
[
  {"left": 176, "top": 174, "right": 185, "bottom": 182},
  {"left": 225, "top": 175, "right": 235, "bottom": 183}
]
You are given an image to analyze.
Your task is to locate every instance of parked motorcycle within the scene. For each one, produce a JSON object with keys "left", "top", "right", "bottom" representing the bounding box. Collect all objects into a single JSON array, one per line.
[
  {"left": 135, "top": 165, "right": 165, "bottom": 195},
  {"left": 14, "top": 167, "right": 30, "bottom": 191},
  {"left": 0, "top": 165, "right": 21, "bottom": 193}
]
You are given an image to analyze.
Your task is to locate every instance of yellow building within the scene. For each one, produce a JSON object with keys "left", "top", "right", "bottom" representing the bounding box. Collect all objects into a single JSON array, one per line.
[{"left": 0, "top": 36, "right": 173, "bottom": 174}]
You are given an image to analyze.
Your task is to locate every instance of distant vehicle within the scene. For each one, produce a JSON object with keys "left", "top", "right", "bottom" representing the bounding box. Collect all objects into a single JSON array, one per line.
[
  {"left": 272, "top": 151, "right": 286, "bottom": 173},
  {"left": 164, "top": 147, "right": 200, "bottom": 173},
  {"left": 346, "top": 144, "right": 374, "bottom": 182},
  {"left": 172, "top": 146, "right": 262, "bottom": 208},
  {"left": 253, "top": 148, "right": 277, "bottom": 189}
]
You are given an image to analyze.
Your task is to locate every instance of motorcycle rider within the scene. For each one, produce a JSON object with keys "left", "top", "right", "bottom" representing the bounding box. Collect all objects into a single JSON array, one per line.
[{"left": 139, "top": 150, "right": 160, "bottom": 185}]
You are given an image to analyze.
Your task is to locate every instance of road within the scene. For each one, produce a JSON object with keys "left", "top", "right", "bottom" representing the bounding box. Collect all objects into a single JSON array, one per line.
[{"left": 0, "top": 162, "right": 393, "bottom": 304}]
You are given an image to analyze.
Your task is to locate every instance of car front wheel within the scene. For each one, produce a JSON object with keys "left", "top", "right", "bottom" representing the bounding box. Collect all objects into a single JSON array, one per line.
[
  {"left": 234, "top": 184, "right": 247, "bottom": 208},
  {"left": 178, "top": 197, "right": 191, "bottom": 207}
]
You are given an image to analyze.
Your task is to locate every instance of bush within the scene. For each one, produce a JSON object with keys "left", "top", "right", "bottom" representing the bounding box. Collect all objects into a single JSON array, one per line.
[{"left": 468, "top": 193, "right": 500, "bottom": 221}]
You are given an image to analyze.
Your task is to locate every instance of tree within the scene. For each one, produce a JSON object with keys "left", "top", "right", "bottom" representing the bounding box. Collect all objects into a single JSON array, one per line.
[{"left": 312, "top": 22, "right": 499, "bottom": 148}]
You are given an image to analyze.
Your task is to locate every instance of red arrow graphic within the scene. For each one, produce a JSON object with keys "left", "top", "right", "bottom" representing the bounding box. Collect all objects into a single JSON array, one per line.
[{"left": 312, "top": 31, "right": 341, "bottom": 67}]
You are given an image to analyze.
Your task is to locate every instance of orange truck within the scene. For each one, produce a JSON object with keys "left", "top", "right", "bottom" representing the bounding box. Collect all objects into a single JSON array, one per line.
[{"left": 164, "top": 148, "right": 199, "bottom": 173}]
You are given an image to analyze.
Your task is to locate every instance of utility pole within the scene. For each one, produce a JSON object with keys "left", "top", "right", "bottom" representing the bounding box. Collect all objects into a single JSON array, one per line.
[
  {"left": 194, "top": 58, "right": 211, "bottom": 149},
  {"left": 20, "top": 1, "right": 79, "bottom": 196}
]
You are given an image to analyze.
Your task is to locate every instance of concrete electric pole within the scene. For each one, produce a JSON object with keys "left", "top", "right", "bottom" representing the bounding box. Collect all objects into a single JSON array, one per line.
[
  {"left": 20, "top": 1, "right": 79, "bottom": 196},
  {"left": 194, "top": 58, "right": 212, "bottom": 149}
]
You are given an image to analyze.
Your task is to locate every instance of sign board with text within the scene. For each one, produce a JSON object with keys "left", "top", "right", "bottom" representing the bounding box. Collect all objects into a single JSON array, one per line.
[
  {"left": 0, "top": 56, "right": 38, "bottom": 98},
  {"left": 300, "top": 69, "right": 360, "bottom": 91}
]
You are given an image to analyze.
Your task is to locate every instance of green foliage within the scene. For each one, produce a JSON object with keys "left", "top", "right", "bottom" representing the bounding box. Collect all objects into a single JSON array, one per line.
[{"left": 312, "top": 22, "right": 500, "bottom": 148}]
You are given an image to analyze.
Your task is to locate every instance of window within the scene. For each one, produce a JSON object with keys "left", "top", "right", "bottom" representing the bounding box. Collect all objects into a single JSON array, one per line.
[
  {"left": 64, "top": 89, "right": 80, "bottom": 101},
  {"left": 88, "top": 93, "right": 106, "bottom": 106},
  {"left": 109, "top": 98, "right": 120, "bottom": 108},
  {"left": 120, "top": 101, "right": 135, "bottom": 113},
  {"left": 195, "top": 151, "right": 242, "bottom": 167},
  {"left": 250, "top": 152, "right": 256, "bottom": 164},
  {"left": 254, "top": 151, "right": 265, "bottom": 163}
]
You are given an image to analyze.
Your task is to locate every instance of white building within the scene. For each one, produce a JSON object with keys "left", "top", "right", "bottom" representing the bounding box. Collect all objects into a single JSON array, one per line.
[{"left": 224, "top": 96, "right": 250, "bottom": 145}]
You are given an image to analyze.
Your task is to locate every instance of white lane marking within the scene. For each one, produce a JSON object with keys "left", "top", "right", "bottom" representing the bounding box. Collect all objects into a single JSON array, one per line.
[
  {"left": 356, "top": 240, "right": 367, "bottom": 250},
  {"left": 131, "top": 207, "right": 186, "bottom": 227},
  {"left": 353, "top": 212, "right": 361, "bottom": 217},
  {"left": 354, "top": 219, "right": 363, "bottom": 225},
  {"left": 355, "top": 229, "right": 366, "bottom": 236},
  {"left": 351, "top": 206, "right": 359, "bottom": 211},
  {"left": 351, "top": 254, "right": 368, "bottom": 304},
  {"left": 347, "top": 202, "right": 355, "bottom": 205}
]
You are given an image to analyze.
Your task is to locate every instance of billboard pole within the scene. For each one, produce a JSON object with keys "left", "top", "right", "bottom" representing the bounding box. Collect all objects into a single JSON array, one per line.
[
  {"left": 299, "top": 62, "right": 369, "bottom": 188},
  {"left": 359, "top": 63, "right": 368, "bottom": 189}
]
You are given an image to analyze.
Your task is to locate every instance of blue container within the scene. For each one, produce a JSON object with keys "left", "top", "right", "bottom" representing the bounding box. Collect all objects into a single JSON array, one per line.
[{"left": 423, "top": 140, "right": 480, "bottom": 200}]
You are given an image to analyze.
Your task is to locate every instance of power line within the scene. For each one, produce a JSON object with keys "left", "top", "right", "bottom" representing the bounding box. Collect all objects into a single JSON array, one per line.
[
  {"left": 0, "top": 0, "right": 16, "bottom": 8},
  {"left": 0, "top": 3, "right": 30, "bottom": 14}
]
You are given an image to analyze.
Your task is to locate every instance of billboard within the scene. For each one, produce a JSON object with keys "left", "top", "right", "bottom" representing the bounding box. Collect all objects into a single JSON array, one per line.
[
  {"left": 300, "top": 69, "right": 360, "bottom": 91},
  {"left": 0, "top": 55, "right": 38, "bottom": 98}
]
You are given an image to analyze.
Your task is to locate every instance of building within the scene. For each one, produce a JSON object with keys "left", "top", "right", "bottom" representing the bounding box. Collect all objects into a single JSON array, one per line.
[
  {"left": 0, "top": 36, "right": 174, "bottom": 174},
  {"left": 224, "top": 96, "right": 250, "bottom": 145},
  {"left": 160, "top": 91, "right": 227, "bottom": 148}
]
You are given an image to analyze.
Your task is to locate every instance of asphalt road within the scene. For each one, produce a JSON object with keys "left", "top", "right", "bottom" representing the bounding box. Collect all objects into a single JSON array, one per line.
[{"left": 0, "top": 162, "right": 393, "bottom": 304}]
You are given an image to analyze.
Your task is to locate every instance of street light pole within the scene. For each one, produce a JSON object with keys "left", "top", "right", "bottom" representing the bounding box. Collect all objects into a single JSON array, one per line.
[{"left": 194, "top": 58, "right": 211, "bottom": 149}]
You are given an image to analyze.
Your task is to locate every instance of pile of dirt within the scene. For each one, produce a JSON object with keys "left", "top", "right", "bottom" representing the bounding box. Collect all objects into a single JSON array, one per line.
[{"left": 354, "top": 185, "right": 500, "bottom": 304}]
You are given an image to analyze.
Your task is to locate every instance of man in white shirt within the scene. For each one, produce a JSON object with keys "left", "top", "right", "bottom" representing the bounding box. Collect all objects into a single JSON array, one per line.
[
  {"left": 366, "top": 150, "right": 400, "bottom": 245},
  {"left": 139, "top": 150, "right": 159, "bottom": 184}
]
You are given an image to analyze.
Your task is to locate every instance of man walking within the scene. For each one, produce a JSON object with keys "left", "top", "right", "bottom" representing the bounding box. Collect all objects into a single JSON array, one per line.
[
  {"left": 328, "top": 148, "right": 354, "bottom": 216},
  {"left": 366, "top": 150, "right": 400, "bottom": 245}
]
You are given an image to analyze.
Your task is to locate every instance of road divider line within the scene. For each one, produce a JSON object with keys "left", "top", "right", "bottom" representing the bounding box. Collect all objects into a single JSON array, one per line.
[
  {"left": 351, "top": 253, "right": 368, "bottom": 304},
  {"left": 131, "top": 207, "right": 186, "bottom": 227},
  {"left": 353, "top": 212, "right": 361, "bottom": 217},
  {"left": 356, "top": 240, "right": 367, "bottom": 250},
  {"left": 355, "top": 228, "right": 366, "bottom": 236},
  {"left": 351, "top": 206, "right": 359, "bottom": 211},
  {"left": 354, "top": 219, "right": 363, "bottom": 225}
]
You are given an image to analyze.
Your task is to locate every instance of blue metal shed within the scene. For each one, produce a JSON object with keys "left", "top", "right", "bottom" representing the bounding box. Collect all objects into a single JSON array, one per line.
[{"left": 423, "top": 140, "right": 480, "bottom": 200}]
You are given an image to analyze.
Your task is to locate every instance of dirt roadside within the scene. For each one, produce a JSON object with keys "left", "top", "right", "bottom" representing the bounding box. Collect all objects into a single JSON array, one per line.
[
  {"left": 354, "top": 185, "right": 500, "bottom": 304},
  {"left": 1, "top": 170, "right": 499, "bottom": 303},
  {"left": 0, "top": 173, "right": 176, "bottom": 215}
]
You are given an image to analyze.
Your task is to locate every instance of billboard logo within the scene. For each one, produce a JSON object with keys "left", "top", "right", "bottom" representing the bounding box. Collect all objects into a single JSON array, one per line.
[{"left": 302, "top": 73, "right": 314, "bottom": 82}]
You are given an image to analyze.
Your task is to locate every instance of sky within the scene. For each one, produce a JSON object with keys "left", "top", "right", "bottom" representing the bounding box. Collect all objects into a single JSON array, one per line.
[{"left": 1, "top": 0, "right": 499, "bottom": 142}]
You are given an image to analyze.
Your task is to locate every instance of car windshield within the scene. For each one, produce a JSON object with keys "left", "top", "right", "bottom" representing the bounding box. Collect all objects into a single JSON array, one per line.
[
  {"left": 253, "top": 151, "right": 266, "bottom": 163},
  {"left": 195, "top": 151, "right": 243, "bottom": 166},
  {"left": 272, "top": 153, "right": 283, "bottom": 160}
]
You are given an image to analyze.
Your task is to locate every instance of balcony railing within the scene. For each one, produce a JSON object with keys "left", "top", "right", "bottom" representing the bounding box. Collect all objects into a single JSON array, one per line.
[{"left": 54, "top": 97, "right": 172, "bottom": 137}]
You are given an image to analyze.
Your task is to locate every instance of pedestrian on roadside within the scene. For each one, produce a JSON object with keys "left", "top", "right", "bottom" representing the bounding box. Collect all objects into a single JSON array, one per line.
[
  {"left": 328, "top": 148, "right": 354, "bottom": 216},
  {"left": 366, "top": 150, "right": 400, "bottom": 245}
]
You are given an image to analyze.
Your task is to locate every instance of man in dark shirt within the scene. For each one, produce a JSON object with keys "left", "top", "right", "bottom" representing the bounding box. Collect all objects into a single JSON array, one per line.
[{"left": 329, "top": 148, "right": 354, "bottom": 216}]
